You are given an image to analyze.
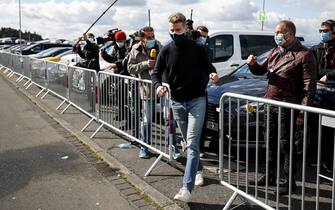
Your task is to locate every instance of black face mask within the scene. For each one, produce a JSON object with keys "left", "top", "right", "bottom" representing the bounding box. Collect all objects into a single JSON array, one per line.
[{"left": 169, "top": 32, "right": 187, "bottom": 44}]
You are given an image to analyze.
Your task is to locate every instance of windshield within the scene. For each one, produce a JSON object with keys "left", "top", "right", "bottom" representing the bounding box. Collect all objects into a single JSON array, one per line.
[{"left": 230, "top": 51, "right": 269, "bottom": 78}]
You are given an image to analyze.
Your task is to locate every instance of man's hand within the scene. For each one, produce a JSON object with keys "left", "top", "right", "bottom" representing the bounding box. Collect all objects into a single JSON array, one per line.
[
  {"left": 147, "top": 59, "right": 155, "bottom": 68},
  {"left": 108, "top": 63, "right": 117, "bottom": 70},
  {"left": 209, "top": 73, "right": 219, "bottom": 83},
  {"left": 296, "top": 111, "right": 305, "bottom": 126},
  {"left": 156, "top": 86, "right": 167, "bottom": 97},
  {"left": 246, "top": 55, "right": 257, "bottom": 66},
  {"left": 82, "top": 33, "right": 88, "bottom": 41}
]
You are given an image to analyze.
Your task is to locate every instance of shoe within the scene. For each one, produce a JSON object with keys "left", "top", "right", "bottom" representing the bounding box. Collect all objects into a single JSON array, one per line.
[
  {"left": 138, "top": 147, "right": 150, "bottom": 159},
  {"left": 199, "top": 152, "right": 205, "bottom": 158},
  {"left": 173, "top": 188, "right": 191, "bottom": 202},
  {"left": 195, "top": 171, "right": 204, "bottom": 186},
  {"left": 249, "top": 174, "right": 276, "bottom": 186},
  {"left": 275, "top": 180, "right": 297, "bottom": 196},
  {"left": 173, "top": 147, "right": 181, "bottom": 160}
]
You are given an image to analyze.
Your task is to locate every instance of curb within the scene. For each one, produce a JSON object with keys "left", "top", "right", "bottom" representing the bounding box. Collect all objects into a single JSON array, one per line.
[{"left": 1, "top": 72, "right": 182, "bottom": 210}]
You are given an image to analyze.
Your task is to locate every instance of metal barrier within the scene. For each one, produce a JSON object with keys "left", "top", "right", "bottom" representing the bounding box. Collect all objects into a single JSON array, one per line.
[
  {"left": 0, "top": 52, "right": 178, "bottom": 178},
  {"left": 95, "top": 71, "right": 174, "bottom": 176},
  {"left": 219, "top": 92, "right": 335, "bottom": 210}
]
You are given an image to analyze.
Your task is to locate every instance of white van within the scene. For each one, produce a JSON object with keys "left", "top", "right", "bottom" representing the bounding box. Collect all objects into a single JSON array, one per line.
[{"left": 208, "top": 30, "right": 304, "bottom": 76}]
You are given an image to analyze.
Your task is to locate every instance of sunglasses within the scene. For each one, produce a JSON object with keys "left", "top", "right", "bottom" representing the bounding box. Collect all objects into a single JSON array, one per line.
[{"left": 319, "top": 29, "right": 330, "bottom": 33}]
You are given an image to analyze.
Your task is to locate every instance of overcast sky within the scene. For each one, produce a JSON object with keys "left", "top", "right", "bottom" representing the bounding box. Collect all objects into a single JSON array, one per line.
[{"left": 0, "top": 0, "right": 334, "bottom": 43}]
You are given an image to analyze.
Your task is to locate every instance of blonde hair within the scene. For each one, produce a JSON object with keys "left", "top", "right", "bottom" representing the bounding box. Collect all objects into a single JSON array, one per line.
[{"left": 168, "top": 12, "right": 186, "bottom": 24}]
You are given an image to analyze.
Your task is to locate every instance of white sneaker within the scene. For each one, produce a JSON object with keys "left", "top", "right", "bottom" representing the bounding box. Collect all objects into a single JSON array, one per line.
[
  {"left": 195, "top": 171, "right": 204, "bottom": 186},
  {"left": 173, "top": 188, "right": 191, "bottom": 202}
]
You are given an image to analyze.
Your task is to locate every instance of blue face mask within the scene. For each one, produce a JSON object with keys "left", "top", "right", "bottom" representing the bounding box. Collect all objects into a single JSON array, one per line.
[
  {"left": 146, "top": 39, "right": 156, "bottom": 49},
  {"left": 169, "top": 32, "right": 187, "bottom": 44},
  {"left": 196, "top": 36, "right": 207, "bottom": 46},
  {"left": 321, "top": 32, "right": 330, "bottom": 43},
  {"left": 274, "top": 33, "right": 286, "bottom": 47}
]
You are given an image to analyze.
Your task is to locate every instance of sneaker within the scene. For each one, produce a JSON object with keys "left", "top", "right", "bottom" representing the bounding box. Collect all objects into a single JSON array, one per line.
[
  {"left": 173, "top": 147, "right": 181, "bottom": 160},
  {"left": 199, "top": 152, "right": 205, "bottom": 158},
  {"left": 195, "top": 171, "right": 204, "bottom": 186},
  {"left": 138, "top": 147, "right": 150, "bottom": 159},
  {"left": 173, "top": 188, "right": 191, "bottom": 202}
]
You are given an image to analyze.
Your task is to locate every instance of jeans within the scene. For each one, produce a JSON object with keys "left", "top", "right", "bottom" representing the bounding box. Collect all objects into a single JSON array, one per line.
[
  {"left": 171, "top": 96, "right": 206, "bottom": 190},
  {"left": 140, "top": 99, "right": 155, "bottom": 146}
]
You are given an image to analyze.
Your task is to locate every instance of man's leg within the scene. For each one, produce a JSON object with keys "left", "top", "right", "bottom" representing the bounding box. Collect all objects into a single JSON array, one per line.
[{"left": 139, "top": 99, "right": 152, "bottom": 158}]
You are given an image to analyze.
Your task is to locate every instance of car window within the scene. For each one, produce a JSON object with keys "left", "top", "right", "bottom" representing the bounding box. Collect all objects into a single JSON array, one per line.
[
  {"left": 209, "top": 35, "right": 233, "bottom": 63},
  {"left": 31, "top": 44, "right": 42, "bottom": 53},
  {"left": 240, "top": 35, "right": 276, "bottom": 60}
]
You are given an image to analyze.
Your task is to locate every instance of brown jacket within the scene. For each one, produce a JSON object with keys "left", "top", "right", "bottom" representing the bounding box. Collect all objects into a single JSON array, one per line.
[{"left": 249, "top": 40, "right": 316, "bottom": 106}]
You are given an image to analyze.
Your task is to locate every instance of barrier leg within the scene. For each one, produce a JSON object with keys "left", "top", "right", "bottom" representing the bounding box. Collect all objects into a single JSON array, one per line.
[
  {"left": 90, "top": 123, "right": 104, "bottom": 138},
  {"left": 8, "top": 72, "right": 15, "bottom": 78},
  {"left": 81, "top": 118, "right": 94, "bottom": 132},
  {"left": 16, "top": 75, "right": 23, "bottom": 82},
  {"left": 25, "top": 81, "right": 33, "bottom": 90},
  {"left": 36, "top": 88, "right": 45, "bottom": 97},
  {"left": 144, "top": 154, "right": 164, "bottom": 177},
  {"left": 61, "top": 103, "right": 72, "bottom": 114},
  {"left": 222, "top": 191, "right": 238, "bottom": 210},
  {"left": 6, "top": 70, "right": 12, "bottom": 76},
  {"left": 18, "top": 76, "right": 25, "bottom": 83},
  {"left": 3, "top": 68, "right": 9, "bottom": 74},
  {"left": 56, "top": 99, "right": 67, "bottom": 110},
  {"left": 41, "top": 90, "right": 50, "bottom": 99}
]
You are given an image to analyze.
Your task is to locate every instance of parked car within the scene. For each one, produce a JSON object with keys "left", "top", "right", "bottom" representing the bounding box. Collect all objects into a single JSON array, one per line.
[
  {"left": 21, "top": 42, "right": 71, "bottom": 55},
  {"left": 42, "top": 49, "right": 73, "bottom": 62},
  {"left": 29, "top": 47, "right": 72, "bottom": 59},
  {"left": 205, "top": 52, "right": 268, "bottom": 151},
  {"left": 209, "top": 31, "right": 304, "bottom": 77}
]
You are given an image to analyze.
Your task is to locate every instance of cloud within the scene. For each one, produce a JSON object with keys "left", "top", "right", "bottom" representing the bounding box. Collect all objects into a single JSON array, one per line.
[{"left": 0, "top": 0, "right": 334, "bottom": 44}]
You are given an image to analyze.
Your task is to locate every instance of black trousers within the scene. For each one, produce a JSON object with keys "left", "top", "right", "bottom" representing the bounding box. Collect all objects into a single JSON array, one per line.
[{"left": 266, "top": 107, "right": 298, "bottom": 179}]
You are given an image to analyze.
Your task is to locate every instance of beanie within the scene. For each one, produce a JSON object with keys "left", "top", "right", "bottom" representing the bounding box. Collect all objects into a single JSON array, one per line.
[{"left": 114, "top": 31, "right": 126, "bottom": 41}]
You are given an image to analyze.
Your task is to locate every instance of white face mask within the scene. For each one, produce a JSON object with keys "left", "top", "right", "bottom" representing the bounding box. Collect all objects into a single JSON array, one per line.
[
  {"left": 88, "top": 38, "right": 97, "bottom": 44},
  {"left": 116, "top": 41, "right": 125, "bottom": 48}
]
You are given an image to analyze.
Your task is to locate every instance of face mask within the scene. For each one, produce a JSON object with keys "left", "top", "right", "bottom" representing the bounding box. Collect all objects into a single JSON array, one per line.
[
  {"left": 274, "top": 33, "right": 286, "bottom": 47},
  {"left": 146, "top": 39, "right": 156, "bottom": 49},
  {"left": 196, "top": 36, "right": 207, "bottom": 46},
  {"left": 321, "top": 32, "right": 330, "bottom": 43},
  {"left": 88, "top": 38, "right": 96, "bottom": 44},
  {"left": 116, "top": 41, "right": 125, "bottom": 48},
  {"left": 169, "top": 32, "right": 187, "bottom": 44}
]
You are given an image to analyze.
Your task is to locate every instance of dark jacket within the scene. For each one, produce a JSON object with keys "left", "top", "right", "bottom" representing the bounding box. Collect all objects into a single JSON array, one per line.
[
  {"left": 249, "top": 39, "right": 317, "bottom": 106},
  {"left": 73, "top": 40, "right": 100, "bottom": 72},
  {"left": 151, "top": 39, "right": 216, "bottom": 102},
  {"left": 311, "top": 39, "right": 335, "bottom": 81},
  {"left": 101, "top": 43, "right": 129, "bottom": 76}
]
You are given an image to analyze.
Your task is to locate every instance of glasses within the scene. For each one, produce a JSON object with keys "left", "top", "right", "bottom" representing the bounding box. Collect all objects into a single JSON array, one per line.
[{"left": 319, "top": 29, "right": 330, "bottom": 33}]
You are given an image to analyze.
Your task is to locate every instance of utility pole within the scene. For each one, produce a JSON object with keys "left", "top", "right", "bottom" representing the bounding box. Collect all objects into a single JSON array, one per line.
[
  {"left": 148, "top": 9, "right": 151, "bottom": 27},
  {"left": 19, "top": 0, "right": 22, "bottom": 54},
  {"left": 261, "top": 0, "right": 265, "bottom": 31}
]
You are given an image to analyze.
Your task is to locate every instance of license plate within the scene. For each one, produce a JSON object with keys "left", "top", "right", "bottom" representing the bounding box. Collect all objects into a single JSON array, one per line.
[{"left": 207, "top": 121, "right": 218, "bottom": 131}]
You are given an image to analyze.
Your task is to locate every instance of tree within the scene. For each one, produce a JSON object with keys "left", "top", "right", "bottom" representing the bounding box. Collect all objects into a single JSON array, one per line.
[{"left": 0, "top": 27, "right": 43, "bottom": 41}]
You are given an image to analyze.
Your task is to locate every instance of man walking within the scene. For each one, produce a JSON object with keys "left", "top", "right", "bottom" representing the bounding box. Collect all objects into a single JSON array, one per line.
[{"left": 151, "top": 12, "right": 219, "bottom": 202}]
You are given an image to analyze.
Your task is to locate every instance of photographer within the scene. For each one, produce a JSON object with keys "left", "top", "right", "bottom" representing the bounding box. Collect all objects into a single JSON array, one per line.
[{"left": 73, "top": 33, "right": 100, "bottom": 72}]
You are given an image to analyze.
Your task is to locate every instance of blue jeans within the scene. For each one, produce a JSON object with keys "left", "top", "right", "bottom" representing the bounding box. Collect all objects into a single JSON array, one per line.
[
  {"left": 140, "top": 99, "right": 155, "bottom": 146},
  {"left": 171, "top": 96, "right": 206, "bottom": 190}
]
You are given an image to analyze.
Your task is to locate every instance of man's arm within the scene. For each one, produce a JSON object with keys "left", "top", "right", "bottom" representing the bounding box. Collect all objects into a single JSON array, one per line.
[
  {"left": 127, "top": 48, "right": 150, "bottom": 75},
  {"left": 301, "top": 51, "right": 317, "bottom": 106},
  {"left": 151, "top": 48, "right": 166, "bottom": 90}
]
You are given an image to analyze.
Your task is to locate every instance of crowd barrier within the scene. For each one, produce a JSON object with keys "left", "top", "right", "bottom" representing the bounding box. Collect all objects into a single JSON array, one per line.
[
  {"left": 219, "top": 92, "right": 335, "bottom": 210},
  {"left": 0, "top": 52, "right": 176, "bottom": 177}
]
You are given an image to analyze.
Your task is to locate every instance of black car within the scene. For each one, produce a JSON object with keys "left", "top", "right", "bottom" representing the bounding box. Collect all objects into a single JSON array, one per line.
[{"left": 205, "top": 53, "right": 268, "bottom": 149}]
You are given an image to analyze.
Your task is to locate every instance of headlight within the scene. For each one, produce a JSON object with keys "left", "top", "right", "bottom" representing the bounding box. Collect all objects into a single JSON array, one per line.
[{"left": 238, "top": 102, "right": 264, "bottom": 113}]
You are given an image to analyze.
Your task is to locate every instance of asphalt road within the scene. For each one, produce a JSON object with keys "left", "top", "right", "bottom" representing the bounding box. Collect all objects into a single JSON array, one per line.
[{"left": 0, "top": 75, "right": 135, "bottom": 210}]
